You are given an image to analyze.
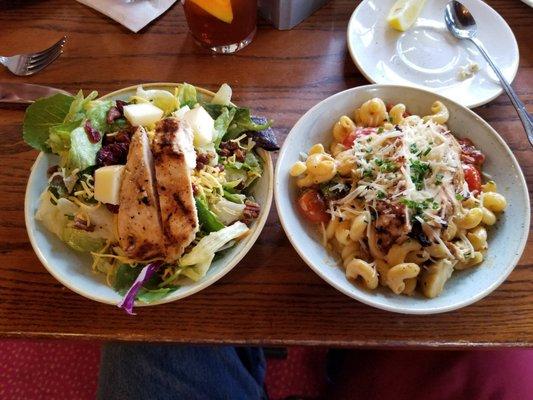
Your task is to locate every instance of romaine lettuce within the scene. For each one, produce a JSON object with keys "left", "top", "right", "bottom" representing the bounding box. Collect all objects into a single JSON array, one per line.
[
  {"left": 23, "top": 93, "right": 74, "bottom": 152},
  {"left": 64, "top": 90, "right": 98, "bottom": 124},
  {"left": 178, "top": 83, "right": 198, "bottom": 108},
  {"left": 64, "top": 126, "right": 102, "bottom": 172}
]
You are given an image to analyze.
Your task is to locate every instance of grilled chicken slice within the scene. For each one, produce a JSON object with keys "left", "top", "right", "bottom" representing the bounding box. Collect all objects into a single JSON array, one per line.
[
  {"left": 152, "top": 118, "right": 199, "bottom": 262},
  {"left": 118, "top": 127, "right": 165, "bottom": 259}
]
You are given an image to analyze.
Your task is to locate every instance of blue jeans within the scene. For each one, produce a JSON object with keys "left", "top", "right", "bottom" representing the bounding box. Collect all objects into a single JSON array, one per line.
[{"left": 98, "top": 344, "right": 267, "bottom": 400}]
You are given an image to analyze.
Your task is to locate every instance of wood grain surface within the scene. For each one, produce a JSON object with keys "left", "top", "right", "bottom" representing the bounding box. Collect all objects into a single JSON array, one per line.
[{"left": 0, "top": 0, "right": 531, "bottom": 347}]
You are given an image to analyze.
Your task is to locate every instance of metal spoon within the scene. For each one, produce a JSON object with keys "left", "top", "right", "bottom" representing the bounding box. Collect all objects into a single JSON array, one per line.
[{"left": 445, "top": 0, "right": 533, "bottom": 147}]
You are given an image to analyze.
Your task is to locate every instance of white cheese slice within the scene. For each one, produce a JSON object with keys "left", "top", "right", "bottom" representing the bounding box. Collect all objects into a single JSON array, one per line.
[
  {"left": 123, "top": 103, "right": 164, "bottom": 126},
  {"left": 94, "top": 165, "right": 125, "bottom": 205},
  {"left": 183, "top": 106, "right": 215, "bottom": 147}
]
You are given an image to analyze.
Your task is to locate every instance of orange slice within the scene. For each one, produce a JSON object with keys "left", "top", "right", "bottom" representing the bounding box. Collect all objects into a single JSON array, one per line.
[{"left": 189, "top": 0, "right": 233, "bottom": 24}]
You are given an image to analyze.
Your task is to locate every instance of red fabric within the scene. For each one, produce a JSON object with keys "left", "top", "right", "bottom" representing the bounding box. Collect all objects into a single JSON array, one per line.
[
  {"left": 265, "top": 347, "right": 328, "bottom": 400},
  {"left": 0, "top": 339, "right": 100, "bottom": 400},
  {"left": 327, "top": 349, "right": 533, "bottom": 400}
]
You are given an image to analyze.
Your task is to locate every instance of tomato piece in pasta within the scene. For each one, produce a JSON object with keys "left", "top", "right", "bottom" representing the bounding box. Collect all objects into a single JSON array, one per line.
[
  {"left": 463, "top": 164, "right": 482, "bottom": 193},
  {"left": 342, "top": 127, "right": 376, "bottom": 147},
  {"left": 298, "top": 190, "right": 330, "bottom": 223}
]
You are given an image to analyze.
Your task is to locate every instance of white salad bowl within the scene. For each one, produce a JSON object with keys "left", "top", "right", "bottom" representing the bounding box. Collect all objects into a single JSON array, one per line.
[
  {"left": 275, "top": 84, "right": 529, "bottom": 314},
  {"left": 25, "top": 83, "right": 273, "bottom": 307}
]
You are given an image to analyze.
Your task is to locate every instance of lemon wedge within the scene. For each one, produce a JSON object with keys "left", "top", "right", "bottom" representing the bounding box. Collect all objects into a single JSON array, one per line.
[
  {"left": 387, "top": 0, "right": 426, "bottom": 31},
  {"left": 189, "top": 0, "right": 234, "bottom": 24}
]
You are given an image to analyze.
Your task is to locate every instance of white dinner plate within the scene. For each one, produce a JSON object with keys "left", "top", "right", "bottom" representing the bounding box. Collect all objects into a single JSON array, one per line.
[
  {"left": 347, "top": 0, "right": 519, "bottom": 108},
  {"left": 25, "top": 83, "right": 274, "bottom": 308},
  {"left": 275, "top": 84, "right": 530, "bottom": 314}
]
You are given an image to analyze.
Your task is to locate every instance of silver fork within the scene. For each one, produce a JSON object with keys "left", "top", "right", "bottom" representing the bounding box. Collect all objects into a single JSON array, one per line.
[{"left": 0, "top": 36, "right": 67, "bottom": 76}]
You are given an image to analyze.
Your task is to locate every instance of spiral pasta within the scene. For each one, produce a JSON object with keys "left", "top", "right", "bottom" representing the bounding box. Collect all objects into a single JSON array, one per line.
[{"left": 290, "top": 97, "right": 507, "bottom": 298}]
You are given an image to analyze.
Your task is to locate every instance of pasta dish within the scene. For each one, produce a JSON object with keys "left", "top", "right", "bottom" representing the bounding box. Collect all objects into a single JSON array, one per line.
[{"left": 290, "top": 98, "right": 507, "bottom": 298}]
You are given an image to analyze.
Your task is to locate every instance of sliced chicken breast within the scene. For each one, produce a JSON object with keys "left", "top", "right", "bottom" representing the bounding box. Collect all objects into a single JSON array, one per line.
[
  {"left": 118, "top": 127, "right": 165, "bottom": 259},
  {"left": 152, "top": 118, "right": 199, "bottom": 262}
]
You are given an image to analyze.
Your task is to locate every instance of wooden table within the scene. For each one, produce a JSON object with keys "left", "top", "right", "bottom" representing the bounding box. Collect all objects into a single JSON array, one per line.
[{"left": 0, "top": 0, "right": 531, "bottom": 347}]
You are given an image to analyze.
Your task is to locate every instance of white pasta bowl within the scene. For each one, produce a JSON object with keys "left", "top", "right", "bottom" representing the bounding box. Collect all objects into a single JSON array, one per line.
[
  {"left": 275, "top": 84, "right": 529, "bottom": 314},
  {"left": 25, "top": 83, "right": 274, "bottom": 308}
]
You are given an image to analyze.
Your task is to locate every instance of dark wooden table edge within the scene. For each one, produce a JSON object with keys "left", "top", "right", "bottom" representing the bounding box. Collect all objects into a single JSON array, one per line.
[{"left": 2, "top": 332, "right": 531, "bottom": 349}]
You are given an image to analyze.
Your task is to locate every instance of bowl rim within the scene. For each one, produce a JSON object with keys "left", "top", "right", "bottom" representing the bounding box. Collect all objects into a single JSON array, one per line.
[
  {"left": 24, "top": 82, "right": 274, "bottom": 307},
  {"left": 274, "top": 83, "right": 530, "bottom": 314},
  {"left": 346, "top": 0, "right": 520, "bottom": 109}
]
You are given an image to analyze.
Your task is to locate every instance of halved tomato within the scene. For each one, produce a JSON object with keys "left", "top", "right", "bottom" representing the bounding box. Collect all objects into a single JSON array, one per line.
[
  {"left": 463, "top": 164, "right": 482, "bottom": 193},
  {"left": 298, "top": 190, "right": 330, "bottom": 223}
]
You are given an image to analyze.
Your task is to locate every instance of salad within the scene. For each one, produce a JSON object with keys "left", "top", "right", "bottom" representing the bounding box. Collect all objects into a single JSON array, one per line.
[{"left": 23, "top": 83, "right": 278, "bottom": 313}]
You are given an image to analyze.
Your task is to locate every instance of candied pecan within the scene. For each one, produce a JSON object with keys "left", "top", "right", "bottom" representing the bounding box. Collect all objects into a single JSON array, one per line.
[
  {"left": 234, "top": 148, "right": 245, "bottom": 162},
  {"left": 242, "top": 200, "right": 261, "bottom": 224}
]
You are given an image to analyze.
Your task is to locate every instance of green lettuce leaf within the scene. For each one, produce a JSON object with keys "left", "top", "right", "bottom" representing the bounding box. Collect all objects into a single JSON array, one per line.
[
  {"left": 178, "top": 83, "right": 198, "bottom": 108},
  {"left": 23, "top": 93, "right": 74, "bottom": 152},
  {"left": 213, "top": 107, "right": 237, "bottom": 145},
  {"left": 64, "top": 90, "right": 98, "bottom": 124},
  {"left": 85, "top": 100, "right": 114, "bottom": 133},
  {"left": 136, "top": 287, "right": 177, "bottom": 303},
  {"left": 64, "top": 126, "right": 101, "bottom": 172},
  {"left": 47, "top": 120, "right": 81, "bottom": 154},
  {"left": 195, "top": 197, "right": 225, "bottom": 233},
  {"left": 61, "top": 227, "right": 106, "bottom": 252},
  {"left": 203, "top": 104, "right": 271, "bottom": 141}
]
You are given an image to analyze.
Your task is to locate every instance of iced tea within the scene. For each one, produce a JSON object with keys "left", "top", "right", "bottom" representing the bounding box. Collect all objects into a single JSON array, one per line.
[{"left": 183, "top": 0, "right": 257, "bottom": 53}]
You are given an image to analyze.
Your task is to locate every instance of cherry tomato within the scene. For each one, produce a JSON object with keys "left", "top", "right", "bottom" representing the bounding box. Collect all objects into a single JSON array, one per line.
[
  {"left": 298, "top": 190, "right": 330, "bottom": 223},
  {"left": 342, "top": 127, "right": 376, "bottom": 148},
  {"left": 463, "top": 164, "right": 482, "bottom": 193}
]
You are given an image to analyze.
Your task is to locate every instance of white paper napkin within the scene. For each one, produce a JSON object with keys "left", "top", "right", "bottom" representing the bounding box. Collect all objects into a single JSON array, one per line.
[
  {"left": 77, "top": 0, "right": 178, "bottom": 33},
  {"left": 521, "top": 0, "right": 533, "bottom": 7}
]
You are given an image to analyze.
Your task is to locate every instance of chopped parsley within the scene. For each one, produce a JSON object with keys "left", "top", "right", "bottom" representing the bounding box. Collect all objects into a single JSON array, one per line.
[
  {"left": 422, "top": 147, "right": 432, "bottom": 156},
  {"left": 374, "top": 158, "right": 397, "bottom": 173},
  {"left": 409, "top": 143, "right": 419, "bottom": 154},
  {"left": 377, "top": 127, "right": 384, "bottom": 134},
  {"left": 410, "top": 160, "right": 431, "bottom": 190},
  {"left": 400, "top": 198, "right": 440, "bottom": 221},
  {"left": 435, "top": 173, "right": 444, "bottom": 185},
  {"left": 362, "top": 168, "right": 374, "bottom": 179},
  {"left": 455, "top": 193, "right": 465, "bottom": 201},
  {"left": 376, "top": 191, "right": 386, "bottom": 199}
]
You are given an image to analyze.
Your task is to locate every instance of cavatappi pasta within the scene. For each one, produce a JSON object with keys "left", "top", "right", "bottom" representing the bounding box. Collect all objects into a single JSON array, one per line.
[{"left": 290, "top": 98, "right": 507, "bottom": 298}]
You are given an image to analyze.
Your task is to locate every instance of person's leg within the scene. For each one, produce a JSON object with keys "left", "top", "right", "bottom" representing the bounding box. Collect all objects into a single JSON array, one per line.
[{"left": 98, "top": 344, "right": 267, "bottom": 400}]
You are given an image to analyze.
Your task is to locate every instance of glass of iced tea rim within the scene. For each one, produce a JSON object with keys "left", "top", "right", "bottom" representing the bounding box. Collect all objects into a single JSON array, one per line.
[{"left": 183, "top": 0, "right": 257, "bottom": 54}]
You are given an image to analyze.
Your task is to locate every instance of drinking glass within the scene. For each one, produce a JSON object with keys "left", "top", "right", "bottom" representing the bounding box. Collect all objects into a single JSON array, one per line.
[{"left": 182, "top": 0, "right": 257, "bottom": 54}]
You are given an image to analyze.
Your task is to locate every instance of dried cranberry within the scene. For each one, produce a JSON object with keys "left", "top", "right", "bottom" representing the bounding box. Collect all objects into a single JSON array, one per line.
[
  {"left": 84, "top": 120, "right": 101, "bottom": 143},
  {"left": 115, "top": 100, "right": 127, "bottom": 114},
  {"left": 96, "top": 142, "right": 129, "bottom": 166},
  {"left": 106, "top": 204, "right": 120, "bottom": 214},
  {"left": 106, "top": 107, "right": 122, "bottom": 124}
]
